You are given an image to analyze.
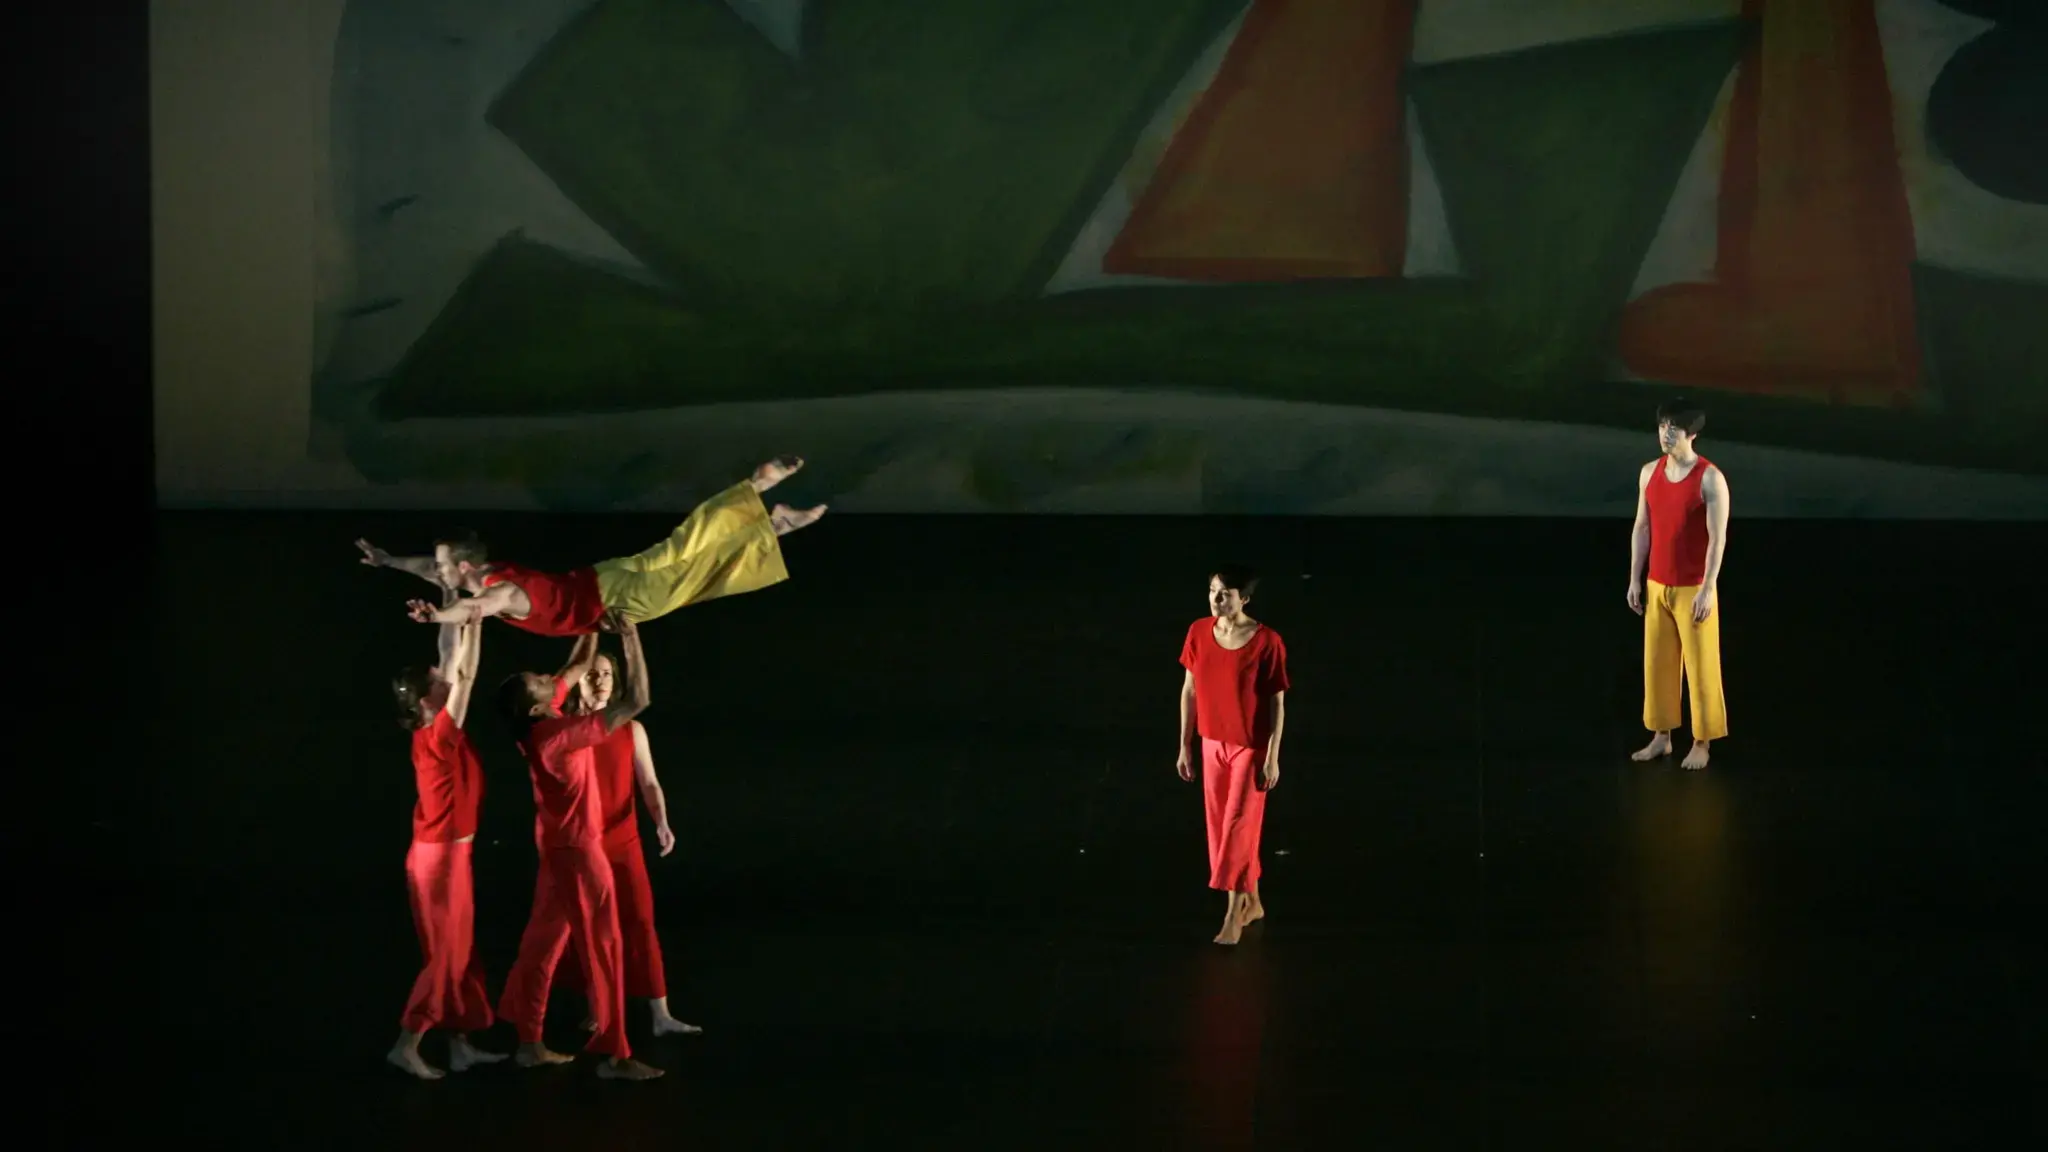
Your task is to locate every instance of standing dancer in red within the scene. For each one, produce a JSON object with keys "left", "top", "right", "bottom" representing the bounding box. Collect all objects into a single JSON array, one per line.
[
  {"left": 566, "top": 652, "right": 701, "bottom": 1037},
  {"left": 495, "top": 618, "right": 663, "bottom": 1081},
  {"left": 386, "top": 606, "right": 506, "bottom": 1079},
  {"left": 1177, "top": 566, "right": 1290, "bottom": 946}
]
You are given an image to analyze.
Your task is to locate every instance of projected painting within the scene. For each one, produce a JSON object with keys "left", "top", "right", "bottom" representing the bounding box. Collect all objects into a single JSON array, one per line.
[{"left": 315, "top": 0, "right": 2048, "bottom": 514}]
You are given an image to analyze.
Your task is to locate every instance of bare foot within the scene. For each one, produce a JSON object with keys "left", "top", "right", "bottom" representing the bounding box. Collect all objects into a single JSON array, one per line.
[
  {"left": 449, "top": 1036, "right": 507, "bottom": 1072},
  {"left": 770, "top": 503, "right": 826, "bottom": 536},
  {"left": 1631, "top": 733, "right": 1672, "bottom": 762},
  {"left": 651, "top": 1014, "right": 703, "bottom": 1037},
  {"left": 515, "top": 1042, "right": 574, "bottom": 1067},
  {"left": 596, "top": 1057, "right": 665, "bottom": 1081},
  {"left": 1243, "top": 899, "right": 1265, "bottom": 925},
  {"left": 1681, "top": 741, "right": 1711, "bottom": 771},
  {"left": 386, "top": 1046, "right": 445, "bottom": 1081},
  {"left": 1213, "top": 918, "right": 1244, "bottom": 946},
  {"left": 750, "top": 455, "right": 804, "bottom": 493}
]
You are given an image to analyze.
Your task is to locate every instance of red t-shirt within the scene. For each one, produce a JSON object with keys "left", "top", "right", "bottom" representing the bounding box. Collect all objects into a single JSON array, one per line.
[
  {"left": 410, "top": 709, "right": 484, "bottom": 843},
  {"left": 1646, "top": 455, "right": 1713, "bottom": 587},
  {"left": 519, "top": 678, "right": 612, "bottom": 849},
  {"left": 480, "top": 562, "right": 607, "bottom": 637},
  {"left": 590, "top": 722, "right": 641, "bottom": 852},
  {"left": 1180, "top": 619, "right": 1290, "bottom": 749}
]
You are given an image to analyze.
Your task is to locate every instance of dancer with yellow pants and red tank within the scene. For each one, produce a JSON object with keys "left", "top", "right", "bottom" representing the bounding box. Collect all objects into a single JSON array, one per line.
[{"left": 1628, "top": 398, "right": 1731, "bottom": 771}]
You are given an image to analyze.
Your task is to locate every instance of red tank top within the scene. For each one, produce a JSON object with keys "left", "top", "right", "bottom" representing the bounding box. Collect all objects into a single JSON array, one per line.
[
  {"left": 590, "top": 722, "right": 641, "bottom": 852},
  {"left": 1646, "top": 455, "right": 1712, "bottom": 587},
  {"left": 410, "top": 710, "right": 483, "bottom": 843},
  {"left": 479, "top": 562, "right": 607, "bottom": 636}
]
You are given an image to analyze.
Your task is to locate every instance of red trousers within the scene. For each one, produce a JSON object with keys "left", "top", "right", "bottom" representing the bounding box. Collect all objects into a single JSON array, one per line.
[
  {"left": 401, "top": 839, "right": 493, "bottom": 1034},
  {"left": 1202, "top": 739, "right": 1267, "bottom": 892},
  {"left": 562, "top": 839, "right": 667, "bottom": 1000},
  {"left": 497, "top": 845, "right": 630, "bottom": 1059}
]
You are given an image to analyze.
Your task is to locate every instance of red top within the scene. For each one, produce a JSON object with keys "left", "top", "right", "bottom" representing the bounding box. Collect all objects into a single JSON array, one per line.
[
  {"left": 410, "top": 709, "right": 484, "bottom": 843},
  {"left": 591, "top": 721, "right": 641, "bottom": 852},
  {"left": 1646, "top": 455, "right": 1713, "bottom": 587},
  {"left": 519, "top": 678, "right": 611, "bottom": 849},
  {"left": 1180, "top": 618, "right": 1290, "bottom": 749},
  {"left": 480, "top": 562, "right": 607, "bottom": 637}
]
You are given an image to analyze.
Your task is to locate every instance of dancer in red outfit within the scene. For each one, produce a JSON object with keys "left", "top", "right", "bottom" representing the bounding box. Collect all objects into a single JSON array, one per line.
[
  {"left": 1177, "top": 566, "right": 1290, "bottom": 946},
  {"left": 386, "top": 604, "right": 507, "bottom": 1079},
  {"left": 494, "top": 618, "right": 664, "bottom": 1081},
  {"left": 563, "top": 652, "right": 702, "bottom": 1037}
]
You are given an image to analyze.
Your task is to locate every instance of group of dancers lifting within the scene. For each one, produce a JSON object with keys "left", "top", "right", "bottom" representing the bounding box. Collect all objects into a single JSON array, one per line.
[{"left": 361, "top": 398, "right": 1730, "bottom": 1084}]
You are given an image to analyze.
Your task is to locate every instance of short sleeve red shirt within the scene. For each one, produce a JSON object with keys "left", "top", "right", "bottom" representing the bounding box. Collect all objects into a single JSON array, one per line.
[
  {"left": 410, "top": 709, "right": 484, "bottom": 843},
  {"left": 520, "top": 678, "right": 611, "bottom": 848},
  {"left": 1180, "top": 618, "right": 1291, "bottom": 749},
  {"left": 480, "top": 562, "right": 607, "bottom": 637}
]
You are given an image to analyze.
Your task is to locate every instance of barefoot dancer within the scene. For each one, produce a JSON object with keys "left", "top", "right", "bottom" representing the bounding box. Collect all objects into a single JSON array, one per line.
[
  {"left": 1177, "top": 566, "right": 1289, "bottom": 946},
  {"left": 385, "top": 600, "right": 507, "bottom": 1079},
  {"left": 359, "top": 457, "right": 825, "bottom": 636},
  {"left": 1627, "top": 398, "right": 1731, "bottom": 771},
  {"left": 495, "top": 619, "right": 664, "bottom": 1081},
  {"left": 561, "top": 652, "right": 701, "bottom": 1038}
]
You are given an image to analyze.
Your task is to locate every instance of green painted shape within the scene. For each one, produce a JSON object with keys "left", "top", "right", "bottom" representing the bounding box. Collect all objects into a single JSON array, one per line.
[
  {"left": 1407, "top": 20, "right": 1748, "bottom": 380},
  {"left": 1914, "top": 263, "right": 2048, "bottom": 441},
  {"left": 487, "top": 0, "right": 1243, "bottom": 309}
]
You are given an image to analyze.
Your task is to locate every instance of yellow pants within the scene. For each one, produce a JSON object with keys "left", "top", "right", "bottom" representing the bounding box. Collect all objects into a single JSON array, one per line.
[
  {"left": 593, "top": 481, "right": 789, "bottom": 624},
  {"left": 1643, "top": 579, "right": 1728, "bottom": 742}
]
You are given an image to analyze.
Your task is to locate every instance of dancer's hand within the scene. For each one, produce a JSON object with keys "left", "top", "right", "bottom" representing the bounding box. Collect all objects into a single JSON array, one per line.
[
  {"left": 1626, "top": 580, "right": 1644, "bottom": 615},
  {"left": 1690, "top": 583, "right": 1716, "bottom": 623},
  {"left": 1176, "top": 746, "right": 1194, "bottom": 782},
  {"left": 656, "top": 821, "right": 675, "bottom": 856},
  {"left": 596, "top": 609, "right": 633, "bottom": 634},
  {"left": 357, "top": 538, "right": 389, "bottom": 567},
  {"left": 405, "top": 598, "right": 440, "bottom": 623},
  {"left": 1259, "top": 758, "right": 1280, "bottom": 792}
]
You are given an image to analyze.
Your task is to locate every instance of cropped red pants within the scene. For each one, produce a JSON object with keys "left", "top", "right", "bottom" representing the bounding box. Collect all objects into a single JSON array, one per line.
[
  {"left": 1202, "top": 739, "right": 1267, "bottom": 892},
  {"left": 562, "top": 839, "right": 667, "bottom": 1000},
  {"left": 400, "top": 839, "right": 493, "bottom": 1034},
  {"left": 497, "top": 845, "right": 630, "bottom": 1059}
]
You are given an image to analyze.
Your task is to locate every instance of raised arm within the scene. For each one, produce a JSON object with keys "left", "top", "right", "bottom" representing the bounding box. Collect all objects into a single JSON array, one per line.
[
  {"left": 599, "top": 621, "right": 651, "bottom": 734},
  {"left": 407, "top": 582, "right": 518, "bottom": 626},
  {"left": 629, "top": 720, "right": 675, "bottom": 856},
  {"left": 555, "top": 631, "right": 602, "bottom": 686},
  {"left": 358, "top": 539, "right": 444, "bottom": 588},
  {"left": 443, "top": 620, "right": 483, "bottom": 728}
]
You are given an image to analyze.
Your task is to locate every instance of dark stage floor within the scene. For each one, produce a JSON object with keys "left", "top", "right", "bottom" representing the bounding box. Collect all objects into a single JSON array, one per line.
[{"left": 110, "top": 513, "right": 2041, "bottom": 1149}]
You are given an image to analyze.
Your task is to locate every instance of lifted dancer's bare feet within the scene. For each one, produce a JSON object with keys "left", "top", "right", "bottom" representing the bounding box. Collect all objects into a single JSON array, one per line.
[
  {"left": 386, "top": 1039, "right": 445, "bottom": 1080},
  {"left": 597, "top": 1057, "right": 665, "bottom": 1081},
  {"left": 650, "top": 998, "right": 703, "bottom": 1036},
  {"left": 1681, "top": 741, "right": 1711, "bottom": 771},
  {"left": 515, "top": 1042, "right": 574, "bottom": 1067},
  {"left": 771, "top": 503, "right": 827, "bottom": 536},
  {"left": 448, "top": 1035, "right": 506, "bottom": 1072},
  {"left": 1631, "top": 733, "right": 1672, "bottom": 761},
  {"left": 750, "top": 455, "right": 804, "bottom": 493}
]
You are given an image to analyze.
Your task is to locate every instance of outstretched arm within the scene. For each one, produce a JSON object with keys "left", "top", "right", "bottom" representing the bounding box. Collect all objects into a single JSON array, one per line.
[
  {"left": 630, "top": 721, "right": 675, "bottom": 856},
  {"left": 599, "top": 621, "right": 651, "bottom": 734},
  {"left": 408, "top": 582, "right": 518, "bottom": 626},
  {"left": 556, "top": 631, "right": 602, "bottom": 687},
  {"left": 443, "top": 620, "right": 483, "bottom": 728},
  {"left": 358, "top": 539, "right": 443, "bottom": 588}
]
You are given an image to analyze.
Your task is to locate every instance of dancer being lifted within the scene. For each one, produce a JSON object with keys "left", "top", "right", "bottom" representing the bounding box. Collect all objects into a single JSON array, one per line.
[
  {"left": 1627, "top": 398, "right": 1730, "bottom": 771},
  {"left": 1177, "top": 566, "right": 1289, "bottom": 946},
  {"left": 356, "top": 457, "right": 825, "bottom": 636},
  {"left": 559, "top": 650, "right": 700, "bottom": 1039},
  {"left": 495, "top": 616, "right": 663, "bottom": 1081},
  {"left": 386, "top": 595, "right": 506, "bottom": 1079}
]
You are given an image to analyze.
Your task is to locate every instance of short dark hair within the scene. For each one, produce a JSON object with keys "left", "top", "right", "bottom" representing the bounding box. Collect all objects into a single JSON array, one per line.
[
  {"left": 496, "top": 673, "right": 538, "bottom": 737},
  {"left": 1656, "top": 397, "right": 1706, "bottom": 435},
  {"left": 436, "top": 529, "right": 488, "bottom": 567},
  {"left": 1211, "top": 565, "right": 1260, "bottom": 597},
  {"left": 391, "top": 667, "right": 434, "bottom": 731}
]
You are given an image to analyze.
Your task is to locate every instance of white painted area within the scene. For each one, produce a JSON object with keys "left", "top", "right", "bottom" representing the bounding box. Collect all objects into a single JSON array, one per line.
[
  {"left": 166, "top": 390, "right": 2048, "bottom": 518},
  {"left": 1401, "top": 97, "right": 1463, "bottom": 278},
  {"left": 1043, "top": 4, "right": 1252, "bottom": 294},
  {"left": 1412, "top": 0, "right": 1739, "bottom": 65},
  {"left": 1627, "top": 66, "right": 1736, "bottom": 304},
  {"left": 1876, "top": 0, "right": 2048, "bottom": 282}
]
